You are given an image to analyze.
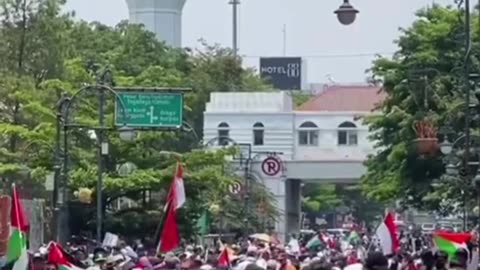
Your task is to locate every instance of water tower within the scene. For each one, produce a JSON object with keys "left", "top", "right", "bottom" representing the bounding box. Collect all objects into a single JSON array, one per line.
[{"left": 125, "top": 0, "right": 186, "bottom": 48}]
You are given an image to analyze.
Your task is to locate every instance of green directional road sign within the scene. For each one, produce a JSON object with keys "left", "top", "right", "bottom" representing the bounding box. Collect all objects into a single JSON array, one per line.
[{"left": 115, "top": 91, "right": 183, "bottom": 128}]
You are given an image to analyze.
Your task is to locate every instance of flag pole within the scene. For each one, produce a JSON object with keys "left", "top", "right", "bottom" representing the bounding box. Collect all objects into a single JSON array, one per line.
[
  {"left": 204, "top": 246, "right": 209, "bottom": 262},
  {"left": 366, "top": 215, "right": 384, "bottom": 253}
]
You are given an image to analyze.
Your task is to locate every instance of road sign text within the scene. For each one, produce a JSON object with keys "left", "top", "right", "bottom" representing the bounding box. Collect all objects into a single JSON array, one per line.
[{"left": 115, "top": 92, "right": 183, "bottom": 128}]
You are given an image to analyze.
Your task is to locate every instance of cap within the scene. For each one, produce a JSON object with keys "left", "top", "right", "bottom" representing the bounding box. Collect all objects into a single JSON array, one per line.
[
  {"left": 199, "top": 265, "right": 213, "bottom": 270},
  {"left": 93, "top": 251, "right": 108, "bottom": 263}
]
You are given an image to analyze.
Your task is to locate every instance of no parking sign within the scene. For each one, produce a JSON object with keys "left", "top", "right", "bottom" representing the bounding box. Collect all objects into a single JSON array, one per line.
[
  {"left": 261, "top": 156, "right": 282, "bottom": 176},
  {"left": 228, "top": 182, "right": 242, "bottom": 194}
]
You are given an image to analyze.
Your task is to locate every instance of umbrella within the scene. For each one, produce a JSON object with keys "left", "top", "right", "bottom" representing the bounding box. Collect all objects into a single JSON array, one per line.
[{"left": 250, "top": 233, "right": 271, "bottom": 242}]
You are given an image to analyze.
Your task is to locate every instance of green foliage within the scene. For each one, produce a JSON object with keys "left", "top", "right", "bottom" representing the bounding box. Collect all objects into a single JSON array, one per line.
[
  {"left": 290, "top": 91, "right": 312, "bottom": 108},
  {"left": 0, "top": 0, "right": 275, "bottom": 238},
  {"left": 303, "top": 184, "right": 342, "bottom": 212},
  {"left": 303, "top": 184, "right": 382, "bottom": 224},
  {"left": 362, "top": 4, "right": 480, "bottom": 212}
]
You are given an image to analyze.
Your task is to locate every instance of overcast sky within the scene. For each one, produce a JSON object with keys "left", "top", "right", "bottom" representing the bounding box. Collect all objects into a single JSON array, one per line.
[{"left": 65, "top": 0, "right": 451, "bottom": 84}]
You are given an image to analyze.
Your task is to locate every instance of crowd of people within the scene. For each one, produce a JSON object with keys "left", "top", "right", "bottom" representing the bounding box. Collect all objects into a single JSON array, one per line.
[{"left": 12, "top": 229, "right": 479, "bottom": 270}]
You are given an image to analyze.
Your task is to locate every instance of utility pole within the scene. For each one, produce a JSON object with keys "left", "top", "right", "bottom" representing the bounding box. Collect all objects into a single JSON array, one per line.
[
  {"left": 463, "top": 0, "right": 472, "bottom": 211},
  {"left": 54, "top": 94, "right": 70, "bottom": 243},
  {"left": 229, "top": 0, "right": 240, "bottom": 56},
  {"left": 60, "top": 66, "right": 136, "bottom": 245},
  {"left": 282, "top": 24, "right": 287, "bottom": 56},
  {"left": 95, "top": 69, "right": 113, "bottom": 244}
]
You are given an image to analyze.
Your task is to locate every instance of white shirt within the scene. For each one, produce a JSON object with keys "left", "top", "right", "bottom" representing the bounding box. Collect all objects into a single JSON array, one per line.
[
  {"left": 235, "top": 257, "right": 257, "bottom": 270},
  {"left": 256, "top": 258, "right": 267, "bottom": 269}
]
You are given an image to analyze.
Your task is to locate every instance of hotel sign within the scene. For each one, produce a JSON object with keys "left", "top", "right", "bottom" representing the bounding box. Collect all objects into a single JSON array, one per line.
[{"left": 260, "top": 57, "right": 302, "bottom": 90}]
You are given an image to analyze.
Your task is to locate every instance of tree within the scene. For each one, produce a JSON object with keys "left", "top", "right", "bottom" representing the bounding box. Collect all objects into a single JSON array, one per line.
[
  {"left": 185, "top": 41, "right": 270, "bottom": 138},
  {"left": 302, "top": 184, "right": 382, "bottom": 225},
  {"left": 0, "top": 0, "right": 73, "bottom": 198},
  {"left": 362, "top": 4, "right": 477, "bottom": 212},
  {"left": 291, "top": 91, "right": 312, "bottom": 107},
  {"left": 303, "top": 184, "right": 342, "bottom": 212},
  {"left": 0, "top": 0, "right": 276, "bottom": 239}
]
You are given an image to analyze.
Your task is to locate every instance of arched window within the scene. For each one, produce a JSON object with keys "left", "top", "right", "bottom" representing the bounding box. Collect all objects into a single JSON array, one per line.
[
  {"left": 298, "top": 121, "right": 318, "bottom": 146},
  {"left": 253, "top": 122, "right": 264, "bottom": 146},
  {"left": 218, "top": 122, "right": 230, "bottom": 146},
  {"left": 338, "top": 121, "right": 358, "bottom": 146}
]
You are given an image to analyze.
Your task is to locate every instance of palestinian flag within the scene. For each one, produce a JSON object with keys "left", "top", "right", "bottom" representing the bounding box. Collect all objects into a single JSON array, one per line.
[
  {"left": 433, "top": 231, "right": 472, "bottom": 259},
  {"left": 218, "top": 245, "right": 234, "bottom": 267},
  {"left": 347, "top": 231, "right": 361, "bottom": 244},
  {"left": 306, "top": 235, "right": 322, "bottom": 249},
  {"left": 47, "top": 242, "right": 85, "bottom": 270},
  {"left": 2, "top": 185, "right": 29, "bottom": 270}
]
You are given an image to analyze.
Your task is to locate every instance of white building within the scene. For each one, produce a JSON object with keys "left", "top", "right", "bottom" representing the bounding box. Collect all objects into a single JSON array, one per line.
[
  {"left": 203, "top": 85, "right": 385, "bottom": 238},
  {"left": 126, "top": 0, "right": 186, "bottom": 47}
]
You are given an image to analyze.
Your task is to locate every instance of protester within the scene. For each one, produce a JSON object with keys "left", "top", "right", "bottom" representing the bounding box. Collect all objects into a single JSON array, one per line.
[{"left": 12, "top": 221, "right": 480, "bottom": 270}]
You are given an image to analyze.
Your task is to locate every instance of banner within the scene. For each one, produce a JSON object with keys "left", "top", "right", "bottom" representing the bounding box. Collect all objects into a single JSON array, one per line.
[
  {"left": 22, "top": 199, "right": 45, "bottom": 251},
  {"left": 0, "top": 195, "right": 10, "bottom": 257}
]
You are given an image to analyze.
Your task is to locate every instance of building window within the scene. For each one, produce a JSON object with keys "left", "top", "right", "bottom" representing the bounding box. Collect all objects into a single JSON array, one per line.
[
  {"left": 253, "top": 122, "right": 264, "bottom": 146},
  {"left": 218, "top": 122, "right": 230, "bottom": 145},
  {"left": 338, "top": 121, "right": 358, "bottom": 146},
  {"left": 298, "top": 121, "right": 318, "bottom": 146}
]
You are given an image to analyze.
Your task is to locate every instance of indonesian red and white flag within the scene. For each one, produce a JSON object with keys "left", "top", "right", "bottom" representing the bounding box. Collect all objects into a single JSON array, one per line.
[
  {"left": 375, "top": 213, "right": 399, "bottom": 255},
  {"left": 157, "top": 163, "right": 185, "bottom": 253},
  {"left": 165, "top": 162, "right": 185, "bottom": 210}
]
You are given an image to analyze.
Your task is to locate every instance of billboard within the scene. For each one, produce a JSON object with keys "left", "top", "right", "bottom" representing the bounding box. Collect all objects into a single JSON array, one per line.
[{"left": 260, "top": 57, "right": 302, "bottom": 90}]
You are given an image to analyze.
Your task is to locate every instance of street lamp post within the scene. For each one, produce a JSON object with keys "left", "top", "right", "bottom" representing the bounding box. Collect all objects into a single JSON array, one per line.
[
  {"left": 227, "top": 0, "right": 359, "bottom": 54},
  {"left": 228, "top": 0, "right": 239, "bottom": 56},
  {"left": 238, "top": 143, "right": 252, "bottom": 235},
  {"left": 440, "top": 134, "right": 480, "bottom": 230},
  {"left": 204, "top": 138, "right": 260, "bottom": 236},
  {"left": 60, "top": 68, "right": 135, "bottom": 244},
  {"left": 54, "top": 93, "right": 71, "bottom": 243},
  {"left": 334, "top": 0, "right": 359, "bottom": 25},
  {"left": 96, "top": 83, "right": 106, "bottom": 245},
  {"left": 204, "top": 137, "right": 252, "bottom": 233},
  {"left": 436, "top": 0, "right": 479, "bottom": 231}
]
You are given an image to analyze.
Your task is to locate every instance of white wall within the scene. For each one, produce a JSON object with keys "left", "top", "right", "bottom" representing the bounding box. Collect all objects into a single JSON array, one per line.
[
  {"left": 202, "top": 91, "right": 380, "bottom": 165},
  {"left": 204, "top": 113, "right": 295, "bottom": 159},
  {"left": 204, "top": 112, "right": 378, "bottom": 162},
  {"left": 293, "top": 112, "right": 376, "bottom": 161}
]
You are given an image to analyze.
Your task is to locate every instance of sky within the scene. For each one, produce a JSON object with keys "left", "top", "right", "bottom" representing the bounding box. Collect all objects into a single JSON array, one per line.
[{"left": 64, "top": 0, "right": 452, "bottom": 85}]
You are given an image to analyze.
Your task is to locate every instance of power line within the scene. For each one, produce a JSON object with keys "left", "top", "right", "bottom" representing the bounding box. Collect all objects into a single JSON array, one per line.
[{"left": 241, "top": 51, "right": 395, "bottom": 59}]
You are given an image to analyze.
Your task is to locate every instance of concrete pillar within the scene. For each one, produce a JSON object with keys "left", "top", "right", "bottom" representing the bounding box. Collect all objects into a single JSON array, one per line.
[
  {"left": 263, "top": 177, "right": 287, "bottom": 241},
  {"left": 285, "top": 179, "right": 301, "bottom": 236}
]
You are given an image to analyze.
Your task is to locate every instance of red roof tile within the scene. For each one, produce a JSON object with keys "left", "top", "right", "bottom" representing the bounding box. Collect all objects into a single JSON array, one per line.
[{"left": 297, "top": 85, "right": 386, "bottom": 112}]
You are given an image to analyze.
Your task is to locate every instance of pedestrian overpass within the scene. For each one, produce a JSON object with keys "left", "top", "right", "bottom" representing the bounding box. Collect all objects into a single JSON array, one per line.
[{"left": 282, "top": 159, "right": 365, "bottom": 183}]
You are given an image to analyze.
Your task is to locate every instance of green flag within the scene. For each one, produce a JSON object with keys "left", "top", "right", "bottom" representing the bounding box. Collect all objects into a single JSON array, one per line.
[
  {"left": 305, "top": 235, "right": 322, "bottom": 249},
  {"left": 197, "top": 210, "right": 210, "bottom": 235},
  {"left": 348, "top": 231, "right": 360, "bottom": 244}
]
